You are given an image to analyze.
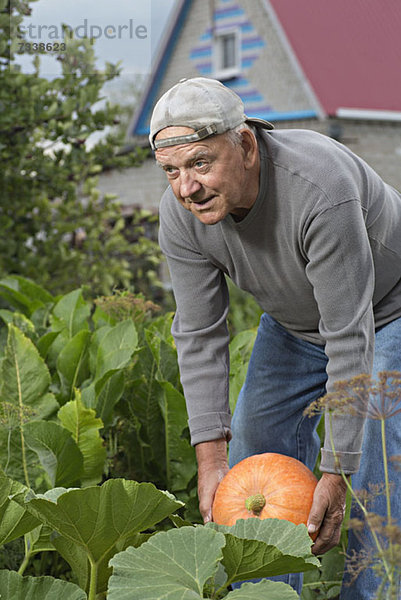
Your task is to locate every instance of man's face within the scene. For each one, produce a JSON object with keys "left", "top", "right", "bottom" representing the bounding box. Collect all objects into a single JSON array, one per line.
[{"left": 155, "top": 126, "right": 258, "bottom": 225}]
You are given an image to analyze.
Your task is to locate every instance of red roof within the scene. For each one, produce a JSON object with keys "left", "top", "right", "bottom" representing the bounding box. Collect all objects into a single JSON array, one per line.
[{"left": 268, "top": 0, "right": 401, "bottom": 115}]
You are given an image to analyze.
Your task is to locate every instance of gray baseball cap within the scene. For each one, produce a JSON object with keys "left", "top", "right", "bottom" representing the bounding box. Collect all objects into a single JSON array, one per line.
[{"left": 149, "top": 77, "right": 274, "bottom": 150}]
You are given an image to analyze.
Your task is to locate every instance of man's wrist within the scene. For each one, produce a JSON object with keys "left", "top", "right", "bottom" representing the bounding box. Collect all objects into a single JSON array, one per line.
[{"left": 195, "top": 438, "right": 228, "bottom": 467}]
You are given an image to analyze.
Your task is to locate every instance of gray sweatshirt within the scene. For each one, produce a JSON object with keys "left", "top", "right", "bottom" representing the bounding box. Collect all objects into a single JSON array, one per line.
[{"left": 158, "top": 128, "right": 401, "bottom": 473}]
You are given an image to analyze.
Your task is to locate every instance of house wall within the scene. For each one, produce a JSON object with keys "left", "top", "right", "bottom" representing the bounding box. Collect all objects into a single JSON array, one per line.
[
  {"left": 276, "top": 119, "right": 401, "bottom": 192},
  {"left": 98, "top": 0, "right": 401, "bottom": 207},
  {"left": 98, "top": 158, "right": 168, "bottom": 211},
  {"left": 142, "top": 0, "right": 319, "bottom": 127}
]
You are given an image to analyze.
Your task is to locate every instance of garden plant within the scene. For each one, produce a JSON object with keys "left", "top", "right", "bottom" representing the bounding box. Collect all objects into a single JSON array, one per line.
[
  {"left": 304, "top": 373, "right": 401, "bottom": 600},
  {"left": 0, "top": 275, "right": 320, "bottom": 599}
]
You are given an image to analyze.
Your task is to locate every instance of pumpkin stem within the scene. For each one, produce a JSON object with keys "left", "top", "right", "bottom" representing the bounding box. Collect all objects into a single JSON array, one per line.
[{"left": 245, "top": 493, "right": 266, "bottom": 516}]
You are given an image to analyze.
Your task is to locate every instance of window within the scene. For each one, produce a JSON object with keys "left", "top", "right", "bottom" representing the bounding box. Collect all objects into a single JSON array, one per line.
[{"left": 213, "top": 28, "right": 241, "bottom": 80}]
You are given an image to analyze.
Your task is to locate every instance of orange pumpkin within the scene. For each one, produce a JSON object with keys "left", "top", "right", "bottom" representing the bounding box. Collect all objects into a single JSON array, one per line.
[{"left": 212, "top": 452, "right": 317, "bottom": 534}]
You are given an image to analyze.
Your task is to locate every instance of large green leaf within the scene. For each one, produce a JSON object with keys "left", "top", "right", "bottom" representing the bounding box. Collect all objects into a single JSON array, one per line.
[
  {"left": 127, "top": 344, "right": 164, "bottom": 476},
  {"left": 58, "top": 394, "right": 106, "bottom": 486},
  {"left": 226, "top": 579, "right": 300, "bottom": 599},
  {"left": 93, "top": 319, "right": 137, "bottom": 380},
  {"left": 0, "top": 276, "right": 53, "bottom": 316},
  {"left": 108, "top": 525, "right": 225, "bottom": 599},
  {"left": 0, "top": 325, "right": 58, "bottom": 485},
  {"left": 81, "top": 319, "right": 137, "bottom": 423},
  {"left": 125, "top": 314, "right": 183, "bottom": 488},
  {"left": 56, "top": 330, "right": 91, "bottom": 403},
  {"left": 17, "top": 480, "right": 183, "bottom": 597},
  {"left": 157, "top": 381, "right": 196, "bottom": 492},
  {"left": 24, "top": 420, "right": 83, "bottom": 488},
  {"left": 0, "top": 569, "right": 86, "bottom": 600},
  {"left": 22, "top": 479, "right": 183, "bottom": 563},
  {"left": 208, "top": 519, "right": 319, "bottom": 585},
  {"left": 0, "top": 471, "right": 40, "bottom": 546},
  {"left": 36, "top": 331, "right": 60, "bottom": 360},
  {"left": 0, "top": 428, "right": 45, "bottom": 488},
  {"left": 51, "top": 289, "right": 90, "bottom": 337},
  {"left": 0, "top": 310, "right": 35, "bottom": 338},
  {"left": 87, "top": 325, "right": 111, "bottom": 375},
  {"left": 145, "top": 316, "right": 180, "bottom": 385},
  {"left": 51, "top": 535, "right": 89, "bottom": 593},
  {"left": 93, "top": 370, "right": 125, "bottom": 426},
  {"left": 81, "top": 370, "right": 125, "bottom": 426},
  {"left": 25, "top": 523, "right": 57, "bottom": 556},
  {"left": 0, "top": 324, "right": 51, "bottom": 417},
  {"left": 108, "top": 526, "right": 302, "bottom": 599},
  {"left": 143, "top": 315, "right": 195, "bottom": 492}
]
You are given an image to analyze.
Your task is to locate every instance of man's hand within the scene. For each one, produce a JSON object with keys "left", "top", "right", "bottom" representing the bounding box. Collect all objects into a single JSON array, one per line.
[
  {"left": 195, "top": 438, "right": 229, "bottom": 523},
  {"left": 307, "top": 472, "right": 349, "bottom": 555}
]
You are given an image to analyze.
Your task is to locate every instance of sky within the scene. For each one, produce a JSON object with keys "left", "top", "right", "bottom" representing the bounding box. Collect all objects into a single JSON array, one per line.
[{"left": 14, "top": 0, "right": 177, "bottom": 79}]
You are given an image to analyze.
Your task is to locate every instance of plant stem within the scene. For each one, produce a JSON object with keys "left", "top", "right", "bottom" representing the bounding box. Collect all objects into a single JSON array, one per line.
[
  {"left": 17, "top": 535, "right": 31, "bottom": 576},
  {"left": 15, "top": 357, "right": 30, "bottom": 488},
  {"left": 327, "top": 414, "right": 391, "bottom": 581},
  {"left": 88, "top": 557, "right": 98, "bottom": 600},
  {"left": 380, "top": 418, "right": 392, "bottom": 527},
  {"left": 19, "top": 424, "right": 30, "bottom": 489},
  {"left": 4, "top": 427, "right": 12, "bottom": 474},
  {"left": 380, "top": 417, "right": 395, "bottom": 589},
  {"left": 302, "top": 580, "right": 342, "bottom": 587}
]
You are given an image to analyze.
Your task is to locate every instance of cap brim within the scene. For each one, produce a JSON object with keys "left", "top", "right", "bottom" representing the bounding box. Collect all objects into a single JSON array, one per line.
[{"left": 245, "top": 117, "right": 274, "bottom": 130}]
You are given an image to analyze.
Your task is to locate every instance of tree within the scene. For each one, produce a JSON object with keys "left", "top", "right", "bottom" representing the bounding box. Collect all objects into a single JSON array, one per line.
[{"left": 0, "top": 0, "right": 162, "bottom": 299}]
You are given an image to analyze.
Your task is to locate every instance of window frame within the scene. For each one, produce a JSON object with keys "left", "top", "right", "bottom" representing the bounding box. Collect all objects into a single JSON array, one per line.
[{"left": 213, "top": 27, "right": 241, "bottom": 80}]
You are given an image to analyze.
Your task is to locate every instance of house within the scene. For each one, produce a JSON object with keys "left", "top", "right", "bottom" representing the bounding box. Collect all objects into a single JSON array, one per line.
[{"left": 98, "top": 0, "right": 401, "bottom": 210}]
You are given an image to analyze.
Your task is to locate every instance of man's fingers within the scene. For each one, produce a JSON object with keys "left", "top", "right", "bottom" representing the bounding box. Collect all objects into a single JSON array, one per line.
[
  {"left": 308, "top": 473, "right": 348, "bottom": 555},
  {"left": 307, "top": 497, "right": 326, "bottom": 537},
  {"left": 311, "top": 508, "right": 344, "bottom": 554}
]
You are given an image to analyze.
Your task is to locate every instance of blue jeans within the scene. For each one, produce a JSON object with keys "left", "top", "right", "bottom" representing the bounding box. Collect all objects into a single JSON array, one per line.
[{"left": 229, "top": 313, "right": 401, "bottom": 599}]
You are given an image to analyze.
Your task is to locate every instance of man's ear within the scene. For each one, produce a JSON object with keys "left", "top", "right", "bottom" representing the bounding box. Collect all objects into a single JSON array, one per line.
[{"left": 240, "top": 129, "right": 259, "bottom": 169}]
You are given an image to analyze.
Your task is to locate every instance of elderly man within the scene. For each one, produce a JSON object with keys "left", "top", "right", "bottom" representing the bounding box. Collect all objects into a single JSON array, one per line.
[{"left": 150, "top": 77, "right": 401, "bottom": 599}]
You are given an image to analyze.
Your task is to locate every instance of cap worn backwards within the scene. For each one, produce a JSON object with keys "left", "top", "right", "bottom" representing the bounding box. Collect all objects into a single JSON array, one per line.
[{"left": 149, "top": 77, "right": 274, "bottom": 150}]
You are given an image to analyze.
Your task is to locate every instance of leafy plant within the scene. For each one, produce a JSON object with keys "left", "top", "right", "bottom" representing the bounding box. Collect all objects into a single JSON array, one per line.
[
  {"left": 108, "top": 518, "right": 320, "bottom": 599},
  {"left": 0, "top": 276, "right": 198, "bottom": 516},
  {"left": 0, "top": 276, "right": 285, "bottom": 596},
  {"left": 0, "top": 468, "right": 184, "bottom": 599},
  {"left": 16, "top": 479, "right": 183, "bottom": 599},
  {"left": 0, "top": 569, "right": 87, "bottom": 600}
]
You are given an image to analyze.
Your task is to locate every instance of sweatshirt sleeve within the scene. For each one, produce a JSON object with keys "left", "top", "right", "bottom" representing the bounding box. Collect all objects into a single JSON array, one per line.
[
  {"left": 158, "top": 196, "right": 232, "bottom": 446},
  {"left": 303, "top": 199, "right": 375, "bottom": 474}
]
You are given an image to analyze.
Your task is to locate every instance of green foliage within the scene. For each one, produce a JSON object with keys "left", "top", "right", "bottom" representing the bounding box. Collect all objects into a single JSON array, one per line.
[
  {"left": 0, "top": 276, "right": 197, "bottom": 514},
  {"left": 208, "top": 518, "right": 319, "bottom": 585},
  {"left": 108, "top": 519, "right": 319, "bottom": 599},
  {"left": 0, "top": 569, "right": 87, "bottom": 600},
  {"left": 0, "top": 0, "right": 162, "bottom": 298},
  {"left": 0, "top": 471, "right": 40, "bottom": 547},
  {"left": 0, "top": 275, "right": 324, "bottom": 599},
  {"left": 58, "top": 393, "right": 107, "bottom": 487},
  {"left": 17, "top": 479, "right": 183, "bottom": 598}
]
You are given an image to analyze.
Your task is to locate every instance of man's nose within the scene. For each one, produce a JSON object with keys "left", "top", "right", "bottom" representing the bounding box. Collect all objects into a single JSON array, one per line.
[{"left": 179, "top": 171, "right": 201, "bottom": 199}]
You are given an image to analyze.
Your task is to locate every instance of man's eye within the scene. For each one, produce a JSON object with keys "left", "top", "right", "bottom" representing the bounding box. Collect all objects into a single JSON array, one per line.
[
  {"left": 164, "top": 167, "right": 178, "bottom": 177},
  {"left": 194, "top": 160, "right": 207, "bottom": 168}
]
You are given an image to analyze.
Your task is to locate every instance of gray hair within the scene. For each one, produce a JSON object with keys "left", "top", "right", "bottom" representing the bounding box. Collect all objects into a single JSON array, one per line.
[{"left": 225, "top": 122, "right": 256, "bottom": 146}]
